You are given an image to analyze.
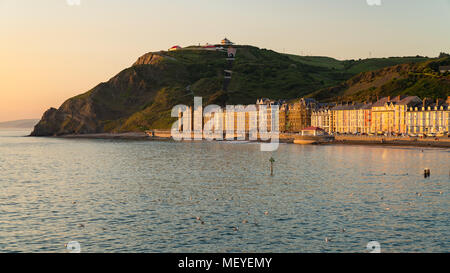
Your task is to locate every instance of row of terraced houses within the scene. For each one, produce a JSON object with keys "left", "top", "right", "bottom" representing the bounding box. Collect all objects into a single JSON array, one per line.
[
  {"left": 175, "top": 96, "right": 450, "bottom": 136},
  {"left": 311, "top": 96, "right": 450, "bottom": 135}
]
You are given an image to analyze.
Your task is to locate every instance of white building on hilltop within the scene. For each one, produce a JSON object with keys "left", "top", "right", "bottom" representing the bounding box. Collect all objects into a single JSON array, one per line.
[{"left": 221, "top": 38, "right": 234, "bottom": 46}]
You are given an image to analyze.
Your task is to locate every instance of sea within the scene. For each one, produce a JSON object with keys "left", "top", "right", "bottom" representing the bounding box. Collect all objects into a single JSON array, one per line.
[{"left": 0, "top": 129, "right": 448, "bottom": 252}]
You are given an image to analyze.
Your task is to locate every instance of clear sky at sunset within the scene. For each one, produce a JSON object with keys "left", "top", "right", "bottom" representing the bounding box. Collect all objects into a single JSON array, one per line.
[{"left": 0, "top": 0, "right": 449, "bottom": 122}]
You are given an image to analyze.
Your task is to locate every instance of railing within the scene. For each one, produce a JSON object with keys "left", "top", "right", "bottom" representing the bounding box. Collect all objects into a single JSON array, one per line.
[{"left": 335, "top": 135, "right": 450, "bottom": 143}]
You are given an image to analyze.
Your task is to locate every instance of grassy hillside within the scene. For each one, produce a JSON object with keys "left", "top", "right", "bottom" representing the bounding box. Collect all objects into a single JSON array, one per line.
[
  {"left": 308, "top": 56, "right": 450, "bottom": 102},
  {"left": 31, "top": 45, "right": 444, "bottom": 135}
]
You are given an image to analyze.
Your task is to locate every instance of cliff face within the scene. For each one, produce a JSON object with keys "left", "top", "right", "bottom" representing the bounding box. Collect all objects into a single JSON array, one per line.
[
  {"left": 31, "top": 46, "right": 440, "bottom": 136},
  {"left": 31, "top": 50, "right": 222, "bottom": 135}
]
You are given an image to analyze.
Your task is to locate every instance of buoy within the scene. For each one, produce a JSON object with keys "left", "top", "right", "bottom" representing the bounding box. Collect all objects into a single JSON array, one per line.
[
  {"left": 269, "top": 157, "right": 275, "bottom": 176},
  {"left": 242, "top": 220, "right": 248, "bottom": 224}
]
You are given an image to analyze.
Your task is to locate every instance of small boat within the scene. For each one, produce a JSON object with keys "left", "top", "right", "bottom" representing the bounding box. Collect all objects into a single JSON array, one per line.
[{"left": 293, "top": 127, "right": 334, "bottom": 145}]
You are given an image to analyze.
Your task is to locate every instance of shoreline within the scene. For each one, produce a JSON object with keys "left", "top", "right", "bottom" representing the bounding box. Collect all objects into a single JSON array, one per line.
[
  {"left": 39, "top": 132, "right": 450, "bottom": 149},
  {"left": 332, "top": 139, "right": 450, "bottom": 149}
]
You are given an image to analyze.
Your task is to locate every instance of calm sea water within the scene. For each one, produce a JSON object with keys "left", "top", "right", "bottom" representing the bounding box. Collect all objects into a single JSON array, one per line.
[{"left": 0, "top": 129, "right": 448, "bottom": 253}]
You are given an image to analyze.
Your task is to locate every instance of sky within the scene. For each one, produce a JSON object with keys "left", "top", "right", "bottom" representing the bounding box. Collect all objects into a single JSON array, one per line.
[{"left": 0, "top": 0, "right": 449, "bottom": 122}]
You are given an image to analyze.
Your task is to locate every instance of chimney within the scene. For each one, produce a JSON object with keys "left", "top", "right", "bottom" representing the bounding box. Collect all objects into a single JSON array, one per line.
[
  {"left": 447, "top": 96, "right": 450, "bottom": 104},
  {"left": 423, "top": 98, "right": 427, "bottom": 108},
  {"left": 397, "top": 95, "right": 401, "bottom": 101},
  {"left": 387, "top": 96, "right": 391, "bottom": 102}
]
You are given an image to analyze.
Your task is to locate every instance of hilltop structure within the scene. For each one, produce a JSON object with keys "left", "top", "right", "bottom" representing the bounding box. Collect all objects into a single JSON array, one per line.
[
  {"left": 168, "top": 45, "right": 181, "bottom": 51},
  {"left": 221, "top": 38, "right": 233, "bottom": 46}
]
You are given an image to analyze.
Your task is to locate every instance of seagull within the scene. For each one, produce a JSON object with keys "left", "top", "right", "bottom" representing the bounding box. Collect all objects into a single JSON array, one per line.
[{"left": 325, "top": 237, "right": 332, "bottom": 243}]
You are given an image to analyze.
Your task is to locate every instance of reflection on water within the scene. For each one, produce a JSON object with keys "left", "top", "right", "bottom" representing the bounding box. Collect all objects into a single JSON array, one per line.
[{"left": 0, "top": 130, "right": 449, "bottom": 252}]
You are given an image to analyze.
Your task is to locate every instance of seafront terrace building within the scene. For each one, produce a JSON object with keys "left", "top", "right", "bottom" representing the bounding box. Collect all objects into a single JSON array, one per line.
[
  {"left": 371, "top": 96, "right": 422, "bottom": 134},
  {"left": 279, "top": 98, "right": 318, "bottom": 133},
  {"left": 407, "top": 97, "right": 450, "bottom": 134},
  {"left": 311, "top": 104, "right": 335, "bottom": 134},
  {"left": 177, "top": 95, "right": 449, "bottom": 138},
  {"left": 256, "top": 98, "right": 286, "bottom": 132},
  {"left": 328, "top": 102, "right": 372, "bottom": 134}
]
